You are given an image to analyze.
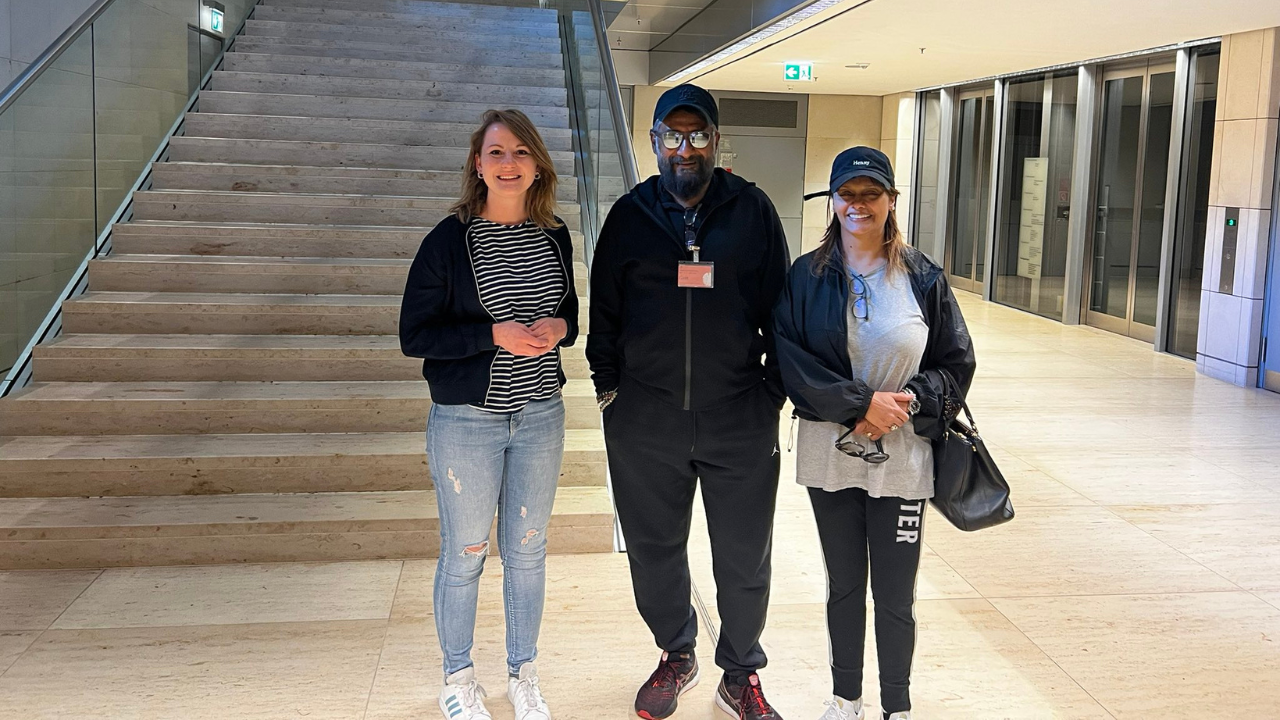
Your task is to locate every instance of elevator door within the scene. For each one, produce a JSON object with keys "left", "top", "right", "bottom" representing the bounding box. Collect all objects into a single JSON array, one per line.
[
  {"left": 947, "top": 89, "right": 995, "bottom": 294},
  {"left": 1086, "top": 62, "right": 1176, "bottom": 342}
]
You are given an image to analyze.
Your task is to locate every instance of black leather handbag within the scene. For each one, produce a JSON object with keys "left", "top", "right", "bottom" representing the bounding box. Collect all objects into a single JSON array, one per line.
[{"left": 929, "top": 372, "right": 1014, "bottom": 531}]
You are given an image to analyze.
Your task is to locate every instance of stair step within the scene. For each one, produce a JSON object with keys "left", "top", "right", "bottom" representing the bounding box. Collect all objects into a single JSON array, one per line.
[
  {"left": 32, "top": 334, "right": 591, "bottom": 382},
  {"left": 129, "top": 190, "right": 581, "bottom": 232},
  {"left": 182, "top": 113, "right": 574, "bottom": 150},
  {"left": 88, "top": 254, "right": 589, "bottom": 296},
  {"left": 61, "top": 291, "right": 403, "bottom": 335},
  {"left": 0, "top": 486, "right": 614, "bottom": 568},
  {"left": 221, "top": 51, "right": 568, "bottom": 87},
  {"left": 230, "top": 37, "right": 562, "bottom": 69},
  {"left": 0, "top": 379, "right": 598, "bottom": 435},
  {"left": 210, "top": 71, "right": 568, "bottom": 108},
  {"left": 199, "top": 89, "right": 570, "bottom": 126},
  {"left": 243, "top": 19, "right": 562, "bottom": 51},
  {"left": 263, "top": 0, "right": 559, "bottom": 21},
  {"left": 167, "top": 137, "right": 575, "bottom": 175},
  {"left": 252, "top": 5, "right": 560, "bottom": 36},
  {"left": 0, "top": 428, "right": 605, "bottom": 497},
  {"left": 108, "top": 221, "right": 585, "bottom": 263}
]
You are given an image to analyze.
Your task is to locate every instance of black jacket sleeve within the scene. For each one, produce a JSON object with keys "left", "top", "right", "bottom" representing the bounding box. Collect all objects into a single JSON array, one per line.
[
  {"left": 757, "top": 192, "right": 791, "bottom": 409},
  {"left": 773, "top": 264, "right": 876, "bottom": 427},
  {"left": 585, "top": 203, "right": 625, "bottom": 394},
  {"left": 399, "top": 223, "right": 497, "bottom": 360},
  {"left": 554, "top": 224, "right": 580, "bottom": 348},
  {"left": 906, "top": 274, "right": 977, "bottom": 440}
]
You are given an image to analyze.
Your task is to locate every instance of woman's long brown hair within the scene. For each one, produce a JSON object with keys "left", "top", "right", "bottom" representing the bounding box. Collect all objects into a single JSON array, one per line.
[
  {"left": 809, "top": 185, "right": 906, "bottom": 277},
  {"left": 451, "top": 109, "right": 561, "bottom": 229}
]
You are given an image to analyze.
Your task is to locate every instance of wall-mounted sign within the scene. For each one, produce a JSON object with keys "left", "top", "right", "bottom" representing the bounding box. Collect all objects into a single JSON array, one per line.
[
  {"left": 783, "top": 63, "right": 813, "bottom": 82},
  {"left": 202, "top": 1, "right": 226, "bottom": 36}
]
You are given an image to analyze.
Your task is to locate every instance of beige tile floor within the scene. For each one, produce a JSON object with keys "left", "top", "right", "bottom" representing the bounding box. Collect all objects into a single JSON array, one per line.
[{"left": 2, "top": 294, "right": 1280, "bottom": 718}]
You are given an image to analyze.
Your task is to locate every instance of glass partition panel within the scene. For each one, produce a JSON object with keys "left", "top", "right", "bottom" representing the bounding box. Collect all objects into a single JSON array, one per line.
[
  {"left": 1168, "top": 49, "right": 1220, "bottom": 359},
  {"left": 0, "top": 34, "right": 96, "bottom": 376},
  {"left": 993, "top": 71, "right": 1077, "bottom": 320},
  {"left": 1133, "top": 71, "right": 1176, "bottom": 327}
]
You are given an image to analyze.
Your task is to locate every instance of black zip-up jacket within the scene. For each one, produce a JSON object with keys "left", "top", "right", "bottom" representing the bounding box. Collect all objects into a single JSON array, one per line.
[
  {"left": 772, "top": 246, "right": 976, "bottom": 440},
  {"left": 587, "top": 169, "right": 790, "bottom": 411},
  {"left": 399, "top": 214, "right": 579, "bottom": 406}
]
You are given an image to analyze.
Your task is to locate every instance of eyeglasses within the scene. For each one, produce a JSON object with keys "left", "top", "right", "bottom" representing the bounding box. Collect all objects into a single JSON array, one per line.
[
  {"left": 835, "top": 189, "right": 886, "bottom": 205},
  {"left": 850, "top": 273, "right": 870, "bottom": 321},
  {"left": 836, "top": 428, "right": 890, "bottom": 464},
  {"left": 657, "top": 130, "right": 713, "bottom": 150}
]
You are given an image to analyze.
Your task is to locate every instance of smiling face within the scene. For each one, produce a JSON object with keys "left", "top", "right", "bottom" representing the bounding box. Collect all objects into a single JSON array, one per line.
[
  {"left": 832, "top": 176, "right": 895, "bottom": 241},
  {"left": 474, "top": 122, "right": 538, "bottom": 201},
  {"left": 651, "top": 109, "right": 718, "bottom": 202}
]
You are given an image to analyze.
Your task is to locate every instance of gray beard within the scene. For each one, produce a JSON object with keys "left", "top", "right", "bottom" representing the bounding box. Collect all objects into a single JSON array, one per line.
[{"left": 658, "top": 155, "right": 713, "bottom": 202}]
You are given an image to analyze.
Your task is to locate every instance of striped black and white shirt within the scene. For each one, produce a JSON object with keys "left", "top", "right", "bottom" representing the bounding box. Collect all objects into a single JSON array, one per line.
[{"left": 469, "top": 218, "right": 568, "bottom": 413}]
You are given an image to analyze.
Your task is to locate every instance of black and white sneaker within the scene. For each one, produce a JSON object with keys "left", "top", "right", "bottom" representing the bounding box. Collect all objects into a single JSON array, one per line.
[
  {"left": 634, "top": 651, "right": 700, "bottom": 719},
  {"left": 715, "top": 673, "right": 783, "bottom": 719}
]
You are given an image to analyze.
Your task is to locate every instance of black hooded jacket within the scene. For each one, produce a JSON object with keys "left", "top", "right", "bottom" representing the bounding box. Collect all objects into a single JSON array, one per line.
[
  {"left": 772, "top": 245, "right": 976, "bottom": 440},
  {"left": 587, "top": 169, "right": 791, "bottom": 411},
  {"left": 399, "top": 214, "right": 579, "bottom": 406}
]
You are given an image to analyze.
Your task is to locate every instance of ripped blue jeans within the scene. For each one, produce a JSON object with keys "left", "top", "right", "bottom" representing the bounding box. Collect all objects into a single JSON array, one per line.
[{"left": 426, "top": 396, "right": 565, "bottom": 678}]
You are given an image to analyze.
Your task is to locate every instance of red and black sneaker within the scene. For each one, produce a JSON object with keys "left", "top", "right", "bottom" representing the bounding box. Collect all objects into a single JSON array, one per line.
[
  {"left": 715, "top": 673, "right": 783, "bottom": 719},
  {"left": 634, "top": 651, "right": 700, "bottom": 719}
]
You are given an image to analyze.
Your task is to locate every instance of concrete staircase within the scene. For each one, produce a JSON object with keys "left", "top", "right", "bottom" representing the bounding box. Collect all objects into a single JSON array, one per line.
[{"left": 0, "top": 0, "right": 614, "bottom": 569}]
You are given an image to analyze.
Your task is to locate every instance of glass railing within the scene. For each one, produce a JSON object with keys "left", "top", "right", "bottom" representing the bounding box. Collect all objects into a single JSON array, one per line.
[
  {"left": 552, "top": 0, "right": 640, "bottom": 268},
  {"left": 0, "top": 0, "right": 257, "bottom": 393}
]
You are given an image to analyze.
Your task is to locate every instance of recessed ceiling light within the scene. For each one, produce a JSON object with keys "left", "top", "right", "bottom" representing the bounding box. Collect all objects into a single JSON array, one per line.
[
  {"left": 661, "top": 0, "right": 845, "bottom": 83},
  {"left": 845, "top": 62, "right": 871, "bottom": 69}
]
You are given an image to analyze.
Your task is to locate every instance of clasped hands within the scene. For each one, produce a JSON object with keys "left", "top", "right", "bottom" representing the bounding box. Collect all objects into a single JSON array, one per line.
[
  {"left": 853, "top": 390, "right": 915, "bottom": 442},
  {"left": 492, "top": 318, "right": 567, "bottom": 357}
]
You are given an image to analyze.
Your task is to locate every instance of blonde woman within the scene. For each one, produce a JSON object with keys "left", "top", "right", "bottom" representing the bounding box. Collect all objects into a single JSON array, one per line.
[
  {"left": 400, "top": 109, "right": 578, "bottom": 720},
  {"left": 773, "top": 147, "right": 975, "bottom": 720}
]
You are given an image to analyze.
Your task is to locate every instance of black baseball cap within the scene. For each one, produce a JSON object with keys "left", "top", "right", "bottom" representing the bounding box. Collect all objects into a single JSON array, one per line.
[
  {"left": 804, "top": 146, "right": 895, "bottom": 200},
  {"left": 653, "top": 84, "right": 719, "bottom": 128}
]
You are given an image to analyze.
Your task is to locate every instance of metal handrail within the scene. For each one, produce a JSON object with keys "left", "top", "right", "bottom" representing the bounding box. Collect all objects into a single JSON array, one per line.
[
  {"left": 0, "top": 0, "right": 121, "bottom": 114},
  {"left": 586, "top": 0, "right": 640, "bottom": 191},
  {"left": 0, "top": 2, "right": 260, "bottom": 397}
]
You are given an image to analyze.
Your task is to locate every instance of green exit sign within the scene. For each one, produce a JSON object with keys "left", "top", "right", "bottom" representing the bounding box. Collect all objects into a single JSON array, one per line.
[
  {"left": 784, "top": 62, "right": 813, "bottom": 82},
  {"left": 210, "top": 8, "right": 223, "bottom": 33}
]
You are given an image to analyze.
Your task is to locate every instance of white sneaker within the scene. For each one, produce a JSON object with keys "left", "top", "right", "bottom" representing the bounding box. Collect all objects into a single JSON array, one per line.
[
  {"left": 819, "top": 696, "right": 865, "bottom": 720},
  {"left": 507, "top": 662, "right": 552, "bottom": 720},
  {"left": 885, "top": 712, "right": 912, "bottom": 720},
  {"left": 440, "top": 667, "right": 491, "bottom": 720}
]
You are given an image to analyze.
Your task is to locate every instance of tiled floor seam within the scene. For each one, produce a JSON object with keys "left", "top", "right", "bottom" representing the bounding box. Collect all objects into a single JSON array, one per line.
[
  {"left": 361, "top": 560, "right": 404, "bottom": 720},
  {"left": 984, "top": 599, "right": 1120, "bottom": 719},
  {"left": 0, "top": 570, "right": 105, "bottom": 680},
  {"left": 1099, "top": 503, "right": 1247, "bottom": 590}
]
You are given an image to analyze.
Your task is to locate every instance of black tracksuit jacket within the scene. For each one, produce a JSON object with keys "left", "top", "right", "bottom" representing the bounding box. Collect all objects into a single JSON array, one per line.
[
  {"left": 398, "top": 214, "right": 579, "bottom": 406},
  {"left": 772, "top": 246, "right": 977, "bottom": 441},
  {"left": 587, "top": 169, "right": 791, "bottom": 411}
]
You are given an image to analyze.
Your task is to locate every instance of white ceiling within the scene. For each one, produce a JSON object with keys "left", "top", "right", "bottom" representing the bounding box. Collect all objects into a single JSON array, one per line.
[{"left": 665, "top": 0, "right": 1280, "bottom": 95}]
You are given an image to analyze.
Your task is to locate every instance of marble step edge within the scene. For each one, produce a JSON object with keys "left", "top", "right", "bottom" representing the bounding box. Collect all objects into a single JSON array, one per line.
[
  {"left": 243, "top": 19, "right": 562, "bottom": 46},
  {"left": 221, "top": 51, "right": 568, "bottom": 83},
  {"left": 263, "top": 0, "right": 559, "bottom": 16},
  {"left": 209, "top": 71, "right": 569, "bottom": 106},
  {"left": 183, "top": 113, "right": 575, "bottom": 143},
  {"left": 0, "top": 430, "right": 605, "bottom": 496},
  {"left": 228, "top": 39, "right": 564, "bottom": 70},
  {"left": 251, "top": 4, "right": 562, "bottom": 32},
  {"left": 233, "top": 33, "right": 562, "bottom": 59},
  {"left": 166, "top": 138, "right": 577, "bottom": 168}
]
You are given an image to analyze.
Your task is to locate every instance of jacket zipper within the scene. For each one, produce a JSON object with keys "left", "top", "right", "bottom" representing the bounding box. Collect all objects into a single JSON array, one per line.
[{"left": 683, "top": 287, "right": 693, "bottom": 410}]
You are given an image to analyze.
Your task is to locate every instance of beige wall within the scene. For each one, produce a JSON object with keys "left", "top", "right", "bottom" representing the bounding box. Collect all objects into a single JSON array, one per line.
[
  {"left": 880, "top": 91, "right": 917, "bottom": 245},
  {"left": 629, "top": 84, "right": 663, "bottom": 181},
  {"left": 801, "top": 94, "right": 884, "bottom": 254},
  {"left": 1197, "top": 27, "right": 1280, "bottom": 386},
  {"left": 0, "top": 0, "right": 98, "bottom": 90}
]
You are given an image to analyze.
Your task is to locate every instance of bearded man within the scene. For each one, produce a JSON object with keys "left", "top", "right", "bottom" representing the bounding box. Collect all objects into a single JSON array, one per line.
[{"left": 586, "top": 83, "right": 791, "bottom": 720}]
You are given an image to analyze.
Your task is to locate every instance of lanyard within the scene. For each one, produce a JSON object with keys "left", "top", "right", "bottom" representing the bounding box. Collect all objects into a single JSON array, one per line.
[{"left": 684, "top": 205, "right": 701, "bottom": 262}]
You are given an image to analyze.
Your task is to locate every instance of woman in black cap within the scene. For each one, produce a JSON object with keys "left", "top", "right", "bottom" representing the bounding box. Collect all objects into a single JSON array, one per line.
[{"left": 772, "top": 147, "right": 975, "bottom": 720}]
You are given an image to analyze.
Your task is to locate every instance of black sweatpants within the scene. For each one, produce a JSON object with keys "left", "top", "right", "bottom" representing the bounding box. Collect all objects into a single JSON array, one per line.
[
  {"left": 604, "top": 378, "right": 780, "bottom": 676},
  {"left": 808, "top": 486, "right": 925, "bottom": 714}
]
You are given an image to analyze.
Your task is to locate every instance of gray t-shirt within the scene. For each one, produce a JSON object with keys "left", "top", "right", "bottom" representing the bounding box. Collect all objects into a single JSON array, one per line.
[{"left": 796, "top": 263, "right": 935, "bottom": 499}]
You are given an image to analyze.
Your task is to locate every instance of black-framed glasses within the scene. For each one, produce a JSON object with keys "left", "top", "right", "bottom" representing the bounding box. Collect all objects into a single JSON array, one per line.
[
  {"left": 850, "top": 273, "right": 870, "bottom": 321},
  {"left": 836, "top": 427, "right": 889, "bottom": 464},
  {"left": 657, "top": 130, "right": 712, "bottom": 150}
]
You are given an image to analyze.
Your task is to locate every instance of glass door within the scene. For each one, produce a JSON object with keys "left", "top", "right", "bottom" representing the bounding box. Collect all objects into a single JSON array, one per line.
[
  {"left": 1086, "top": 60, "right": 1177, "bottom": 342},
  {"left": 1264, "top": 120, "right": 1280, "bottom": 393},
  {"left": 947, "top": 88, "right": 996, "bottom": 294}
]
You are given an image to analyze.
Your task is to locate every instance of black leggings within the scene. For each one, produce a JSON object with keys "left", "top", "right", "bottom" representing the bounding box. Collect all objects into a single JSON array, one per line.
[{"left": 808, "top": 486, "right": 925, "bottom": 714}]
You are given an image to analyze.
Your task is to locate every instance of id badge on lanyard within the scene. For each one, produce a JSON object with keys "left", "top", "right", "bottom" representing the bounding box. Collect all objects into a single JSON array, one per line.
[{"left": 677, "top": 206, "right": 714, "bottom": 289}]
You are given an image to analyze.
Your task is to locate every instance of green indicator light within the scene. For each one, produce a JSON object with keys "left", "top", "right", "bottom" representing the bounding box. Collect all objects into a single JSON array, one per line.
[{"left": 1227, "top": 218, "right": 1237, "bottom": 227}]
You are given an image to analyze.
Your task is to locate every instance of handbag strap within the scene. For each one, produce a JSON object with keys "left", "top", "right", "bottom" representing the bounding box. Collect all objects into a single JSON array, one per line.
[{"left": 938, "top": 368, "right": 979, "bottom": 436}]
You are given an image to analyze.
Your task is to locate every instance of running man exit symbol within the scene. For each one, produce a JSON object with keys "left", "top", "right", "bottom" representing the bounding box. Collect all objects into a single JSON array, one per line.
[{"left": 784, "top": 63, "right": 813, "bottom": 81}]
